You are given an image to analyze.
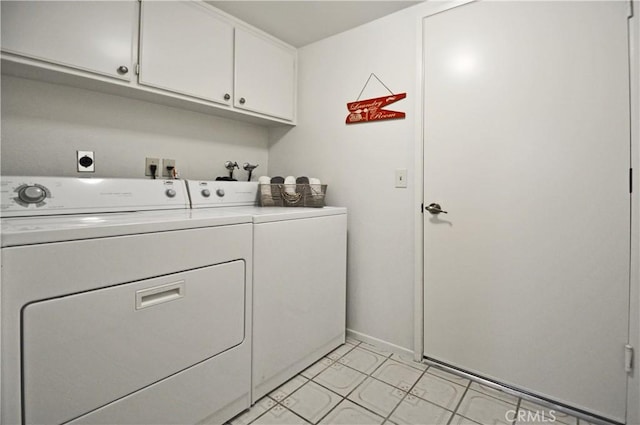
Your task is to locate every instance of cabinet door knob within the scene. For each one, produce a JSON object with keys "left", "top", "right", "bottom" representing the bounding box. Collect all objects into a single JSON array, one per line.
[
  {"left": 239, "top": 97, "right": 246, "bottom": 105},
  {"left": 224, "top": 93, "right": 231, "bottom": 101},
  {"left": 117, "top": 65, "right": 129, "bottom": 74}
]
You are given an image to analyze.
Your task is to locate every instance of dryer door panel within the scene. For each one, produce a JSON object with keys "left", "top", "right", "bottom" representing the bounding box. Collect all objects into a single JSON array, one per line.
[{"left": 22, "top": 260, "right": 245, "bottom": 425}]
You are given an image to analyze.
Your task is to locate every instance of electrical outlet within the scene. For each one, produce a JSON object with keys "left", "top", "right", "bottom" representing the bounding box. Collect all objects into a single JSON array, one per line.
[
  {"left": 395, "top": 168, "right": 408, "bottom": 188},
  {"left": 145, "top": 157, "right": 160, "bottom": 177},
  {"left": 162, "top": 159, "right": 176, "bottom": 178},
  {"left": 77, "top": 151, "right": 95, "bottom": 172}
]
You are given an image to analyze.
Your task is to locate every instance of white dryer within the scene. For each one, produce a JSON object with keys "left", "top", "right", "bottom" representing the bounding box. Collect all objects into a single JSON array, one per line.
[
  {"left": 1, "top": 177, "right": 254, "bottom": 425},
  {"left": 187, "top": 180, "right": 347, "bottom": 402}
]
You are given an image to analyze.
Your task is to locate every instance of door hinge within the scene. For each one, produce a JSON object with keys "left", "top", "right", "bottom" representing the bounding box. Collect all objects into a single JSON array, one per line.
[
  {"left": 135, "top": 63, "right": 140, "bottom": 75},
  {"left": 630, "top": 168, "right": 633, "bottom": 193},
  {"left": 625, "top": 344, "right": 634, "bottom": 372},
  {"left": 421, "top": 203, "right": 424, "bottom": 213},
  {"left": 628, "top": 0, "right": 633, "bottom": 18}
]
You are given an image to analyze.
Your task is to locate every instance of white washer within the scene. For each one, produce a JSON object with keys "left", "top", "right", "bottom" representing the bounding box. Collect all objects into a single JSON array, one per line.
[
  {"left": 187, "top": 180, "right": 347, "bottom": 402},
  {"left": 1, "top": 176, "right": 254, "bottom": 425}
]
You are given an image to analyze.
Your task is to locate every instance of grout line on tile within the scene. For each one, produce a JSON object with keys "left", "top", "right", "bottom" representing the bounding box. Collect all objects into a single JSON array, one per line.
[
  {"left": 303, "top": 358, "right": 336, "bottom": 380},
  {"left": 280, "top": 377, "right": 314, "bottom": 405},
  {"left": 311, "top": 346, "right": 396, "bottom": 425},
  {"left": 305, "top": 377, "right": 345, "bottom": 401},
  {"left": 343, "top": 395, "right": 398, "bottom": 424},
  {"left": 337, "top": 359, "right": 393, "bottom": 403},
  {"left": 447, "top": 384, "right": 471, "bottom": 425},
  {"left": 329, "top": 345, "right": 358, "bottom": 363},
  {"left": 315, "top": 392, "right": 387, "bottom": 425},
  {"left": 368, "top": 357, "right": 430, "bottom": 394},
  {"left": 382, "top": 388, "right": 410, "bottom": 424},
  {"left": 244, "top": 401, "right": 277, "bottom": 425},
  {"left": 380, "top": 360, "right": 432, "bottom": 424},
  {"left": 286, "top": 404, "right": 314, "bottom": 425},
  {"left": 249, "top": 392, "right": 318, "bottom": 425},
  {"left": 451, "top": 413, "right": 483, "bottom": 425},
  {"left": 511, "top": 397, "right": 522, "bottom": 425},
  {"left": 368, "top": 373, "right": 412, "bottom": 394},
  {"left": 308, "top": 368, "right": 367, "bottom": 423},
  {"left": 335, "top": 356, "right": 433, "bottom": 397},
  {"left": 324, "top": 356, "right": 382, "bottom": 381},
  {"left": 364, "top": 354, "right": 390, "bottom": 377},
  {"left": 314, "top": 403, "right": 342, "bottom": 425}
]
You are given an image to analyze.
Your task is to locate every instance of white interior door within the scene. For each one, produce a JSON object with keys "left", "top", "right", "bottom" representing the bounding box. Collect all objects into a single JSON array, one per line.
[{"left": 422, "top": 2, "right": 631, "bottom": 422}]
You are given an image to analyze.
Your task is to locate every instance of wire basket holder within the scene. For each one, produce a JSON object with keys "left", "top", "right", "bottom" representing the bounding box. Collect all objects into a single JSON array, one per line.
[{"left": 259, "top": 184, "right": 327, "bottom": 208}]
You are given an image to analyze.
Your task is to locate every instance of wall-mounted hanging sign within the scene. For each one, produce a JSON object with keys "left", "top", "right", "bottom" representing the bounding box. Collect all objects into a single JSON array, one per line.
[{"left": 346, "top": 73, "right": 406, "bottom": 125}]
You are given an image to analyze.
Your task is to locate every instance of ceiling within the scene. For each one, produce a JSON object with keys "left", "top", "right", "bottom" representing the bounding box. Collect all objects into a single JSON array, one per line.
[{"left": 207, "top": 1, "right": 423, "bottom": 48}]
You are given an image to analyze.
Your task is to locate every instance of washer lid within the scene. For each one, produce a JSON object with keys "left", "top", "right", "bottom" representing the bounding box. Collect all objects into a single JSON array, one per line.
[{"left": 1, "top": 209, "right": 253, "bottom": 247}]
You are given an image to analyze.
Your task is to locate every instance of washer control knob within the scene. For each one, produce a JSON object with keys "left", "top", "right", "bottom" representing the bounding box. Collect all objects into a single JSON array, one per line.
[
  {"left": 216, "top": 188, "right": 225, "bottom": 197},
  {"left": 18, "top": 185, "right": 46, "bottom": 204},
  {"left": 201, "top": 189, "right": 211, "bottom": 197},
  {"left": 165, "top": 188, "right": 177, "bottom": 198}
]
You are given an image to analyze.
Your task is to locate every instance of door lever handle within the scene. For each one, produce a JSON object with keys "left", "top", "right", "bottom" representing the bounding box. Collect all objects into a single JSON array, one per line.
[{"left": 426, "top": 203, "right": 447, "bottom": 214}]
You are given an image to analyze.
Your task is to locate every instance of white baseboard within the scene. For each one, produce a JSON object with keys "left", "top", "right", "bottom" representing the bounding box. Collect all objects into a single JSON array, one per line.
[{"left": 346, "top": 328, "right": 413, "bottom": 357}]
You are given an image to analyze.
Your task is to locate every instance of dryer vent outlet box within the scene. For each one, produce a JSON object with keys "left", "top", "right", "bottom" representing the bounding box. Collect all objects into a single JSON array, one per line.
[{"left": 77, "top": 151, "right": 95, "bottom": 173}]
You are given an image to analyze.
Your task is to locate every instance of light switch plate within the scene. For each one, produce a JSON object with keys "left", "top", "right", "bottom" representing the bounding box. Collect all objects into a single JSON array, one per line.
[{"left": 395, "top": 168, "right": 408, "bottom": 188}]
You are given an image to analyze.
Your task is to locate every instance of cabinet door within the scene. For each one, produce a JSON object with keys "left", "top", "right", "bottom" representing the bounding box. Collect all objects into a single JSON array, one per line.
[
  {"left": 139, "top": 1, "right": 233, "bottom": 105},
  {"left": 1, "top": 1, "right": 136, "bottom": 81},
  {"left": 235, "top": 28, "right": 296, "bottom": 121}
]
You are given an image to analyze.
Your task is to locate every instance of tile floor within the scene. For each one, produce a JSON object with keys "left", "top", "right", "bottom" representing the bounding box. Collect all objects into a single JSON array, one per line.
[{"left": 228, "top": 338, "right": 609, "bottom": 425}]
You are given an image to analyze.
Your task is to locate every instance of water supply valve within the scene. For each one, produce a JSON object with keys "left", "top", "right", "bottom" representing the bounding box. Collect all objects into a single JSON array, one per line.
[
  {"left": 224, "top": 161, "right": 239, "bottom": 180},
  {"left": 242, "top": 163, "right": 259, "bottom": 181}
]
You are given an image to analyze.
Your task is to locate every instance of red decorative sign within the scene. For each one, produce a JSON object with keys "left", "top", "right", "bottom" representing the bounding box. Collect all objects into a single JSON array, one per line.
[{"left": 345, "top": 93, "right": 406, "bottom": 124}]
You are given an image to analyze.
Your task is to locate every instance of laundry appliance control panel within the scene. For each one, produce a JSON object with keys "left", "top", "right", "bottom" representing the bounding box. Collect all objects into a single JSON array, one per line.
[
  {"left": 187, "top": 181, "right": 258, "bottom": 208},
  {"left": 1, "top": 176, "right": 190, "bottom": 217}
]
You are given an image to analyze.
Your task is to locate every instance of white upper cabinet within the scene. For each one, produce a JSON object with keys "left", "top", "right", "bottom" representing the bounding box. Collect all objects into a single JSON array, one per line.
[
  {"left": 235, "top": 28, "right": 296, "bottom": 121},
  {"left": 139, "top": 1, "right": 234, "bottom": 105},
  {"left": 1, "top": 1, "right": 137, "bottom": 81},
  {"left": 1, "top": 1, "right": 296, "bottom": 125}
]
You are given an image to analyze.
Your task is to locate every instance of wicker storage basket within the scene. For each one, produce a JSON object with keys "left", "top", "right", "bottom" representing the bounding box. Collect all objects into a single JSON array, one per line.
[{"left": 259, "top": 184, "right": 327, "bottom": 207}]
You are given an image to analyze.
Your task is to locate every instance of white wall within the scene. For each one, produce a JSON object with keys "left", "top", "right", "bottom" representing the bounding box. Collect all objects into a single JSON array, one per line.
[
  {"left": 268, "top": 3, "right": 436, "bottom": 352},
  {"left": 1, "top": 75, "right": 269, "bottom": 180}
]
